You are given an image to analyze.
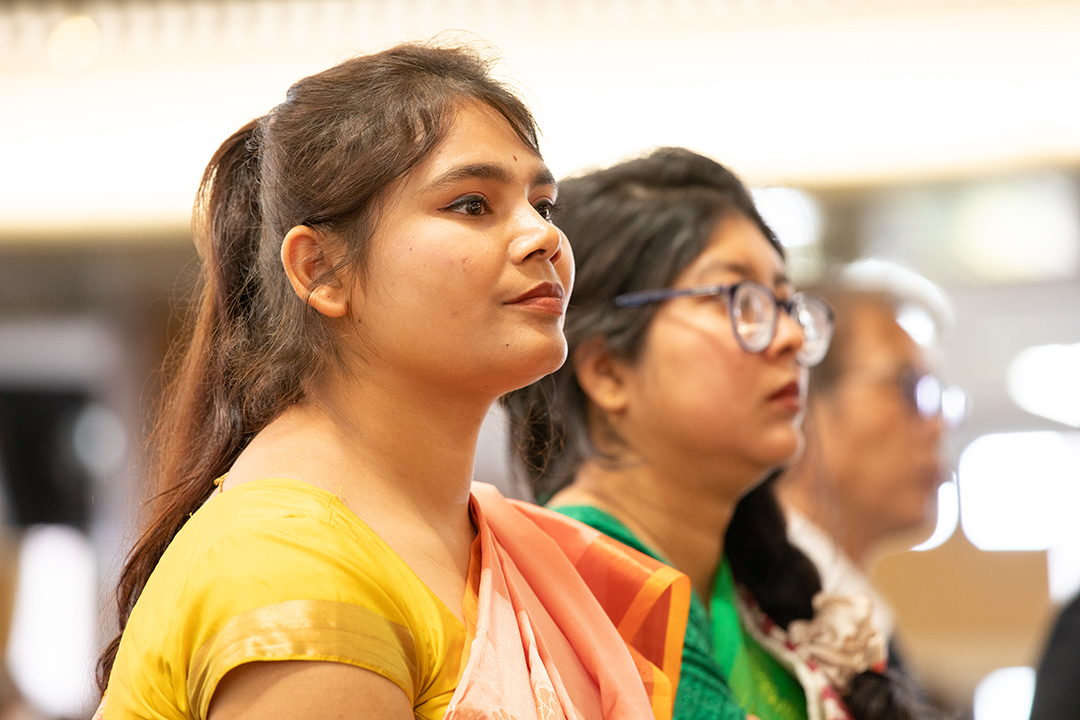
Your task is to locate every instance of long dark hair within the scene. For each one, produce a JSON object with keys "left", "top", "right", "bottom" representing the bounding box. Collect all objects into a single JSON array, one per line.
[
  {"left": 504, "top": 147, "right": 924, "bottom": 720},
  {"left": 98, "top": 42, "right": 541, "bottom": 691}
]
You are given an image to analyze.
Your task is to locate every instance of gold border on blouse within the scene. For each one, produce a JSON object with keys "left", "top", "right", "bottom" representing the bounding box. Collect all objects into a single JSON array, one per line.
[{"left": 188, "top": 598, "right": 418, "bottom": 719}]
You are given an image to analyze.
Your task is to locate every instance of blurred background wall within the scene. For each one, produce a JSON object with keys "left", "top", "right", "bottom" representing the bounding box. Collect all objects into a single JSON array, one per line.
[{"left": 2, "top": 0, "right": 1080, "bottom": 717}]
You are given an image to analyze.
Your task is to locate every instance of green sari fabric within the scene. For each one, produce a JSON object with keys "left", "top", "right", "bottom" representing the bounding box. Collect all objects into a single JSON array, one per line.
[
  {"left": 710, "top": 562, "right": 808, "bottom": 720},
  {"left": 553, "top": 505, "right": 807, "bottom": 720}
]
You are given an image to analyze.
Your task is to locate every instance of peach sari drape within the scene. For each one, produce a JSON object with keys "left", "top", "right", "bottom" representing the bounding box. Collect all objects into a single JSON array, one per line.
[{"left": 447, "top": 483, "right": 691, "bottom": 720}]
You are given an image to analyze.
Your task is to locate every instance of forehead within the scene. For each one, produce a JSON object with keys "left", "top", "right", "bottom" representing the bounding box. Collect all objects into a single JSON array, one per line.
[
  {"left": 405, "top": 100, "right": 543, "bottom": 183},
  {"left": 846, "top": 303, "right": 928, "bottom": 369},
  {"left": 677, "top": 213, "right": 786, "bottom": 287}
]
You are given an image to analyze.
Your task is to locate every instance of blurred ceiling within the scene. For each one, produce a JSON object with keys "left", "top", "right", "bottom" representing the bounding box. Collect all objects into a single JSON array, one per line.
[{"left": 4, "top": 0, "right": 1080, "bottom": 241}]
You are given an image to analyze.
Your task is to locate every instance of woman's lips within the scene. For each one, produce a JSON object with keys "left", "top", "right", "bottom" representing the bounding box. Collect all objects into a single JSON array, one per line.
[
  {"left": 507, "top": 282, "right": 565, "bottom": 315},
  {"left": 769, "top": 380, "right": 802, "bottom": 412}
]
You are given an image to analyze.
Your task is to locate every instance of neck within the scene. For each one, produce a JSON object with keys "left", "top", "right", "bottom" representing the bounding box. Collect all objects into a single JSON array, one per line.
[
  {"left": 231, "top": 363, "right": 493, "bottom": 531},
  {"left": 317, "top": 365, "right": 490, "bottom": 513},
  {"left": 776, "top": 456, "right": 875, "bottom": 568},
  {"left": 556, "top": 456, "right": 747, "bottom": 602}
]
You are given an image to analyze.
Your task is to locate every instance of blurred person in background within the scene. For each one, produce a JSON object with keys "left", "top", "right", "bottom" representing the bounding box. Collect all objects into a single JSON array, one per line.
[
  {"left": 773, "top": 263, "right": 956, "bottom": 680},
  {"left": 506, "top": 148, "right": 928, "bottom": 720},
  {"left": 1029, "top": 588, "right": 1080, "bottom": 719},
  {"left": 95, "top": 42, "right": 689, "bottom": 720}
]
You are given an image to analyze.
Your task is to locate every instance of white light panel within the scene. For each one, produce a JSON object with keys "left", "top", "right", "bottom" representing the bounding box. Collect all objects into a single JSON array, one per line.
[
  {"left": 958, "top": 432, "right": 1080, "bottom": 551},
  {"left": 1008, "top": 343, "right": 1080, "bottom": 428},
  {"left": 973, "top": 667, "right": 1035, "bottom": 720}
]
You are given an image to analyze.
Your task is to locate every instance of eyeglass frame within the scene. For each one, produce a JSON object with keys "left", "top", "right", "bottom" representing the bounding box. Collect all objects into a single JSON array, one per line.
[
  {"left": 839, "top": 365, "right": 969, "bottom": 428},
  {"left": 613, "top": 280, "right": 835, "bottom": 367}
]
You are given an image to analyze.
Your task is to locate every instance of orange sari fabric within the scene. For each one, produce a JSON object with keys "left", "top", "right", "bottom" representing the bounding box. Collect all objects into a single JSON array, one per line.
[{"left": 448, "top": 483, "right": 691, "bottom": 720}]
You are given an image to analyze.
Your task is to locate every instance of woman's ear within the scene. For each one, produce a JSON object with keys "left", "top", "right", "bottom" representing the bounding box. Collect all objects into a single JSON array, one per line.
[
  {"left": 573, "top": 337, "right": 631, "bottom": 414},
  {"left": 281, "top": 225, "right": 352, "bottom": 318}
]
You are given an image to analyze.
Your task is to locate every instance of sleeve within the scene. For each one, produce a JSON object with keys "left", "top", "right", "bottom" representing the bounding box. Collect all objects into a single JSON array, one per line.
[{"left": 173, "top": 514, "right": 424, "bottom": 719}]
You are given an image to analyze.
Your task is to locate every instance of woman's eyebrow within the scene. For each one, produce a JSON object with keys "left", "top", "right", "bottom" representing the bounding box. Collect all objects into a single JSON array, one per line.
[
  {"left": 692, "top": 259, "right": 792, "bottom": 288},
  {"left": 422, "top": 162, "right": 555, "bottom": 194},
  {"left": 533, "top": 166, "right": 556, "bottom": 188}
]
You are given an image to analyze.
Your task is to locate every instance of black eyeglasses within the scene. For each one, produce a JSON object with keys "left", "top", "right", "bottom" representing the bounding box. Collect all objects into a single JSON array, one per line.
[
  {"left": 614, "top": 280, "right": 835, "bottom": 367},
  {"left": 898, "top": 370, "right": 969, "bottom": 428}
]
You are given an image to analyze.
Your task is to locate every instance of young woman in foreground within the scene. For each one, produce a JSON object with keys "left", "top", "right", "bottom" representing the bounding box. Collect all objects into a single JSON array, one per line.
[
  {"left": 506, "top": 148, "right": 926, "bottom": 720},
  {"left": 97, "top": 44, "right": 688, "bottom": 720}
]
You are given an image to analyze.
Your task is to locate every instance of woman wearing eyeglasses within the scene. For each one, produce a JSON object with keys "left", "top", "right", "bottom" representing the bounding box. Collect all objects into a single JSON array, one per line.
[
  {"left": 773, "top": 279, "right": 956, "bottom": 688},
  {"left": 505, "top": 148, "right": 926, "bottom": 720}
]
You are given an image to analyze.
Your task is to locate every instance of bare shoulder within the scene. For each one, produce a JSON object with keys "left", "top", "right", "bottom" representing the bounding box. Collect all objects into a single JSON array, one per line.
[{"left": 208, "top": 660, "right": 414, "bottom": 720}]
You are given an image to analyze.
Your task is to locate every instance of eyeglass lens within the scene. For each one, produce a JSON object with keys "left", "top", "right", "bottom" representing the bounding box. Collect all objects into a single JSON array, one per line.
[
  {"left": 795, "top": 299, "right": 832, "bottom": 367},
  {"left": 914, "top": 374, "right": 942, "bottom": 418},
  {"left": 732, "top": 284, "right": 774, "bottom": 353},
  {"left": 902, "top": 372, "right": 969, "bottom": 427},
  {"left": 730, "top": 283, "right": 832, "bottom": 368}
]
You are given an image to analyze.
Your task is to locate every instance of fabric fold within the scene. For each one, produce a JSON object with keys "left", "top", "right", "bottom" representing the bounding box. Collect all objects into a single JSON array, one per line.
[{"left": 446, "top": 483, "right": 691, "bottom": 720}]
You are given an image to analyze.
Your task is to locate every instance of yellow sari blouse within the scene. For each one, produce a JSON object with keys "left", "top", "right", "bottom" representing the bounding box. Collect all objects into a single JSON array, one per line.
[{"left": 105, "top": 479, "right": 465, "bottom": 720}]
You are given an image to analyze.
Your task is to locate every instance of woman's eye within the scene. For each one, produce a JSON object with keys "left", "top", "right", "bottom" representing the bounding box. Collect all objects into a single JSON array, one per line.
[
  {"left": 534, "top": 200, "right": 555, "bottom": 222},
  {"left": 446, "top": 195, "right": 488, "bottom": 216}
]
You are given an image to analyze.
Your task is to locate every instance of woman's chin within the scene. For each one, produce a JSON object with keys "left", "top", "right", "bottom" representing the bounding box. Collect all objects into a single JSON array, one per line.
[
  {"left": 484, "top": 340, "right": 568, "bottom": 396},
  {"left": 757, "top": 428, "right": 803, "bottom": 472},
  {"left": 520, "top": 355, "right": 569, "bottom": 390},
  {"left": 520, "top": 336, "right": 568, "bottom": 376}
]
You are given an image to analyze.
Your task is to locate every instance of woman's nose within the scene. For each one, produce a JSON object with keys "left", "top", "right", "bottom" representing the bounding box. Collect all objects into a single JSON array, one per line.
[
  {"left": 510, "top": 209, "right": 563, "bottom": 265},
  {"left": 925, "top": 409, "right": 948, "bottom": 439},
  {"left": 769, "top": 304, "right": 806, "bottom": 358}
]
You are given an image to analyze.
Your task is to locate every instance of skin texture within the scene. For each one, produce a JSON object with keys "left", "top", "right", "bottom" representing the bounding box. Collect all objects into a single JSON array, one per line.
[
  {"left": 778, "top": 302, "right": 946, "bottom": 566},
  {"left": 209, "top": 662, "right": 414, "bottom": 720},
  {"left": 554, "top": 213, "right": 807, "bottom": 601},
  {"left": 208, "top": 100, "right": 573, "bottom": 720}
]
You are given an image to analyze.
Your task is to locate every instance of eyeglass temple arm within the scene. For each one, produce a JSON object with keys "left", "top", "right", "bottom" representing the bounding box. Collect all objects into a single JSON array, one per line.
[{"left": 614, "top": 285, "right": 725, "bottom": 307}]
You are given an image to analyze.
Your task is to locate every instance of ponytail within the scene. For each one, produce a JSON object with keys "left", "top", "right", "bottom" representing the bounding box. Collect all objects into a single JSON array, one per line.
[
  {"left": 97, "top": 121, "right": 271, "bottom": 690},
  {"left": 726, "top": 476, "right": 935, "bottom": 720},
  {"left": 725, "top": 473, "right": 820, "bottom": 628},
  {"left": 845, "top": 670, "right": 933, "bottom": 720}
]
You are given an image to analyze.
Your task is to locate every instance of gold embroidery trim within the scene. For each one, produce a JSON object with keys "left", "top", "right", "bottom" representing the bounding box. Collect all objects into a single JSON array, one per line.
[{"left": 188, "top": 598, "right": 418, "bottom": 719}]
